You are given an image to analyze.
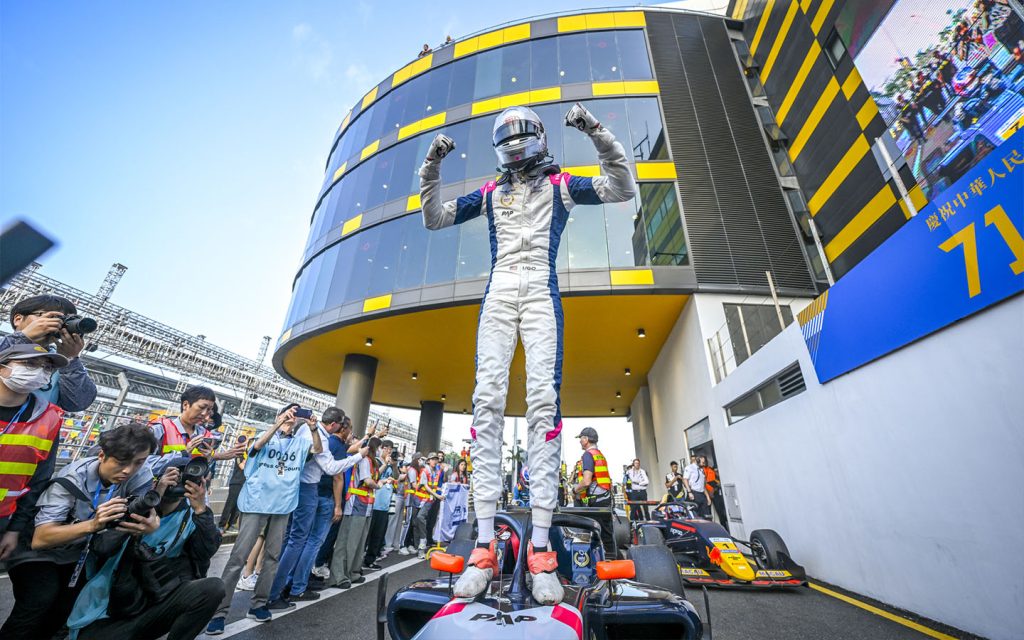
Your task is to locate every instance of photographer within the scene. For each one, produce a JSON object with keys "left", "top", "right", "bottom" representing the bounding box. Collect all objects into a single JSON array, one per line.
[
  {"left": 66, "top": 461, "right": 224, "bottom": 640},
  {"left": 149, "top": 386, "right": 244, "bottom": 475},
  {"left": 0, "top": 423, "right": 156, "bottom": 639},
  {"left": 3, "top": 294, "right": 98, "bottom": 411},
  {"left": 207, "top": 404, "right": 325, "bottom": 633},
  {"left": 362, "top": 439, "right": 396, "bottom": 571}
]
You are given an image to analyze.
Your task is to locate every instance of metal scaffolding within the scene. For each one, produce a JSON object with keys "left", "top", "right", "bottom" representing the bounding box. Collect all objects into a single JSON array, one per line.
[{"left": 0, "top": 263, "right": 332, "bottom": 412}]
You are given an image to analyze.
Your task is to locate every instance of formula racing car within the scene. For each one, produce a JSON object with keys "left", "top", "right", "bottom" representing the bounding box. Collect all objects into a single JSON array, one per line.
[
  {"left": 632, "top": 500, "right": 807, "bottom": 589},
  {"left": 380, "top": 510, "right": 704, "bottom": 640}
]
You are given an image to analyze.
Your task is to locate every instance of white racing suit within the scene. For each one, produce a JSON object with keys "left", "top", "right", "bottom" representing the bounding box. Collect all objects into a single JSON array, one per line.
[{"left": 419, "top": 126, "right": 635, "bottom": 533}]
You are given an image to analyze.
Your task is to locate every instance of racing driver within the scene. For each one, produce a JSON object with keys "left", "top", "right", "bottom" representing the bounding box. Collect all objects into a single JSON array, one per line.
[{"left": 419, "top": 102, "right": 635, "bottom": 604}]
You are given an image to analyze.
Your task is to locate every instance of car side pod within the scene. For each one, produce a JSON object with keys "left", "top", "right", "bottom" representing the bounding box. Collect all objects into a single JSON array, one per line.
[{"left": 430, "top": 552, "right": 465, "bottom": 597}]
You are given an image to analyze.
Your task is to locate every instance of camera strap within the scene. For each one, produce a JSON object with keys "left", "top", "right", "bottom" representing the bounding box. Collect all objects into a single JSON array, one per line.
[{"left": 52, "top": 477, "right": 117, "bottom": 588}]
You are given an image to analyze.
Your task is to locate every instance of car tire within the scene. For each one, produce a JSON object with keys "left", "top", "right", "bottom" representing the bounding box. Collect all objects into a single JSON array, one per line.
[
  {"left": 612, "top": 514, "right": 630, "bottom": 552},
  {"left": 637, "top": 524, "right": 664, "bottom": 546},
  {"left": 627, "top": 544, "right": 685, "bottom": 597},
  {"left": 749, "top": 529, "right": 790, "bottom": 570}
]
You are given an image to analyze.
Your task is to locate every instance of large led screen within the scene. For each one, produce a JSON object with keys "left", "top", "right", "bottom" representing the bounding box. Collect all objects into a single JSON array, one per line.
[{"left": 855, "top": 0, "right": 1024, "bottom": 201}]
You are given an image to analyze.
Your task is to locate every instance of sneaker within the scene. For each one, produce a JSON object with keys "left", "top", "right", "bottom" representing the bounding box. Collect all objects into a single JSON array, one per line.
[
  {"left": 267, "top": 597, "right": 294, "bottom": 611},
  {"left": 382, "top": 546, "right": 395, "bottom": 554},
  {"left": 527, "top": 543, "right": 564, "bottom": 605},
  {"left": 453, "top": 540, "right": 497, "bottom": 598},
  {"left": 398, "top": 546, "right": 411, "bottom": 556},
  {"left": 206, "top": 618, "right": 225, "bottom": 636},
  {"left": 238, "top": 572, "right": 258, "bottom": 591},
  {"left": 337, "top": 580, "right": 352, "bottom": 589},
  {"left": 352, "top": 575, "right": 366, "bottom": 584},
  {"left": 417, "top": 548, "right": 426, "bottom": 559},
  {"left": 291, "top": 590, "right": 321, "bottom": 601},
  {"left": 247, "top": 606, "right": 273, "bottom": 623},
  {"left": 363, "top": 563, "right": 382, "bottom": 571},
  {"left": 312, "top": 564, "right": 331, "bottom": 579}
]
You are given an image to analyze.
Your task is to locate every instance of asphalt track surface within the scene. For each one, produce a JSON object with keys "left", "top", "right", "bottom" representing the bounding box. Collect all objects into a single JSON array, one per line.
[{"left": 0, "top": 544, "right": 976, "bottom": 639}]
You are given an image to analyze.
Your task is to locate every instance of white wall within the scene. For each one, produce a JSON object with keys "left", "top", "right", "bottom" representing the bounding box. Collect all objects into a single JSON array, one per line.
[{"left": 649, "top": 293, "right": 1023, "bottom": 639}]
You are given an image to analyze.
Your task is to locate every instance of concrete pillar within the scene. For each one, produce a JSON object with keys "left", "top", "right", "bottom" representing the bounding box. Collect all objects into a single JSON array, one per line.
[
  {"left": 416, "top": 400, "right": 444, "bottom": 454},
  {"left": 336, "top": 354, "right": 377, "bottom": 438},
  {"left": 629, "top": 386, "right": 661, "bottom": 484}
]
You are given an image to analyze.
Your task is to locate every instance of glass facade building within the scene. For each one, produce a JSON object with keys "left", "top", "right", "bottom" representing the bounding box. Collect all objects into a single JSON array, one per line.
[{"left": 274, "top": 9, "right": 819, "bottom": 417}]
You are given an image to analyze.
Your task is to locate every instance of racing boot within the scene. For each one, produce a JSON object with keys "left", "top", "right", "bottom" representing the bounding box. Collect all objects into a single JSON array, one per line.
[
  {"left": 453, "top": 540, "right": 497, "bottom": 598},
  {"left": 527, "top": 543, "right": 564, "bottom": 605}
]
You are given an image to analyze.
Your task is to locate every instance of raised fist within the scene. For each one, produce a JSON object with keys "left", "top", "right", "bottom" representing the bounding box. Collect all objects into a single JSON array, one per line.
[
  {"left": 564, "top": 102, "right": 600, "bottom": 133},
  {"left": 426, "top": 133, "right": 455, "bottom": 162}
]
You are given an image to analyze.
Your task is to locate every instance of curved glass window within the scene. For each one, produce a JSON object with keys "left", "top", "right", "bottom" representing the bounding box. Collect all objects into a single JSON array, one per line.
[
  {"left": 289, "top": 182, "right": 686, "bottom": 330},
  {"left": 323, "top": 30, "right": 654, "bottom": 181},
  {"left": 309, "top": 97, "right": 670, "bottom": 255}
]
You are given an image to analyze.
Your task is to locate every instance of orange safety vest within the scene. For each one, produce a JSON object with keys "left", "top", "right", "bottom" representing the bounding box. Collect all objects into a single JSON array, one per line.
[
  {"left": 0, "top": 402, "right": 63, "bottom": 518},
  {"left": 348, "top": 457, "right": 379, "bottom": 506},
  {"left": 154, "top": 417, "right": 187, "bottom": 455},
  {"left": 703, "top": 466, "right": 717, "bottom": 497},
  {"left": 581, "top": 447, "right": 612, "bottom": 497},
  {"left": 418, "top": 467, "right": 440, "bottom": 503}
]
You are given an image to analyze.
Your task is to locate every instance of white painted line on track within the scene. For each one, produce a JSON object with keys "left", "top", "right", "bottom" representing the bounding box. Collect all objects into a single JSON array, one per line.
[{"left": 206, "top": 556, "right": 425, "bottom": 639}]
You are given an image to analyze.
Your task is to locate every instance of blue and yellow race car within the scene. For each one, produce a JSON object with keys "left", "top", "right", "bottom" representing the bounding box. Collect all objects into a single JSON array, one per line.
[
  {"left": 381, "top": 510, "right": 704, "bottom": 640},
  {"left": 632, "top": 500, "right": 807, "bottom": 589}
]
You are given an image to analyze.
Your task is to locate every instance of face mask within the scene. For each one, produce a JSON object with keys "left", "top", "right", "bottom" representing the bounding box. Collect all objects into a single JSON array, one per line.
[{"left": 1, "top": 364, "right": 53, "bottom": 394}]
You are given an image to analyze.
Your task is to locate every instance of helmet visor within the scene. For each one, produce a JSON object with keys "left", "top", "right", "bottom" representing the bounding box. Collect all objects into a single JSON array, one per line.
[{"left": 493, "top": 118, "right": 543, "bottom": 147}]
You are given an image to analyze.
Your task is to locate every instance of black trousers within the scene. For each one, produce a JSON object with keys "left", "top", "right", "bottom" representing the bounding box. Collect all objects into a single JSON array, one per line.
[
  {"left": 588, "top": 493, "right": 616, "bottom": 555},
  {"left": 363, "top": 510, "right": 390, "bottom": 565},
  {"left": 1, "top": 560, "right": 83, "bottom": 640},
  {"left": 711, "top": 491, "right": 730, "bottom": 533},
  {"left": 218, "top": 482, "right": 244, "bottom": 528},
  {"left": 79, "top": 577, "right": 224, "bottom": 640},
  {"left": 626, "top": 489, "right": 649, "bottom": 521},
  {"left": 691, "top": 490, "right": 711, "bottom": 518}
]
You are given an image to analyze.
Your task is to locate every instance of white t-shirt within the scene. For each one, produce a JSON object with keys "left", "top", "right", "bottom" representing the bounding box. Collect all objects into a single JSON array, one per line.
[
  {"left": 682, "top": 462, "right": 705, "bottom": 493},
  {"left": 625, "top": 468, "right": 649, "bottom": 489}
]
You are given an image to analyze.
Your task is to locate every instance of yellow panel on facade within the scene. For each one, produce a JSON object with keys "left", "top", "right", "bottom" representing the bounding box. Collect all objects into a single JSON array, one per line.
[
  {"left": 530, "top": 87, "right": 562, "bottom": 103},
  {"left": 564, "top": 165, "right": 601, "bottom": 177},
  {"left": 636, "top": 162, "right": 677, "bottom": 180},
  {"left": 808, "top": 135, "right": 870, "bottom": 215},
  {"left": 610, "top": 269, "right": 654, "bottom": 286},
  {"left": 503, "top": 23, "right": 531, "bottom": 42},
  {"left": 398, "top": 111, "right": 447, "bottom": 140},
  {"left": 362, "top": 294, "right": 393, "bottom": 313},
  {"left": 339, "top": 111, "right": 351, "bottom": 133},
  {"left": 407, "top": 194, "right": 421, "bottom": 211},
  {"left": 279, "top": 328, "right": 292, "bottom": 344},
  {"left": 500, "top": 90, "right": 532, "bottom": 109},
  {"left": 732, "top": 0, "right": 750, "bottom": 20},
  {"left": 856, "top": 98, "right": 879, "bottom": 130},
  {"left": 749, "top": 0, "right": 776, "bottom": 55},
  {"left": 360, "top": 139, "right": 380, "bottom": 161},
  {"left": 788, "top": 77, "right": 839, "bottom": 161},
  {"left": 613, "top": 11, "right": 646, "bottom": 27},
  {"left": 586, "top": 13, "right": 617, "bottom": 29},
  {"left": 760, "top": 0, "right": 799, "bottom": 82},
  {"left": 478, "top": 29, "right": 504, "bottom": 50},
  {"left": 558, "top": 15, "right": 588, "bottom": 32},
  {"left": 332, "top": 161, "right": 347, "bottom": 183},
  {"left": 623, "top": 80, "right": 659, "bottom": 94},
  {"left": 592, "top": 81, "right": 626, "bottom": 96},
  {"left": 775, "top": 40, "right": 821, "bottom": 125},
  {"left": 842, "top": 67, "right": 862, "bottom": 100},
  {"left": 342, "top": 214, "right": 363, "bottom": 236},
  {"left": 361, "top": 86, "right": 379, "bottom": 110},
  {"left": 454, "top": 36, "right": 479, "bottom": 58},
  {"left": 811, "top": 0, "right": 837, "bottom": 35},
  {"left": 824, "top": 184, "right": 896, "bottom": 260},
  {"left": 392, "top": 54, "right": 433, "bottom": 87},
  {"left": 471, "top": 96, "right": 503, "bottom": 115}
]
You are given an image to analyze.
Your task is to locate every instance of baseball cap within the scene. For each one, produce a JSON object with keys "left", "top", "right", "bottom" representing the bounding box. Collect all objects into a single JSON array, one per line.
[
  {"left": 575, "top": 427, "right": 599, "bottom": 441},
  {"left": 426, "top": 452, "right": 440, "bottom": 460},
  {"left": 0, "top": 344, "right": 69, "bottom": 369}
]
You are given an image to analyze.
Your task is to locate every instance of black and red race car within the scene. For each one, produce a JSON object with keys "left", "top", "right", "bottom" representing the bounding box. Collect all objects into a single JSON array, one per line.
[
  {"left": 380, "top": 509, "right": 704, "bottom": 640},
  {"left": 632, "top": 500, "right": 807, "bottom": 589}
]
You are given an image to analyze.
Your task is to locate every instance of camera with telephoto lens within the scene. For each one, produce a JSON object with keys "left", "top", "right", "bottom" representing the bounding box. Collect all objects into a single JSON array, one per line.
[
  {"left": 164, "top": 456, "right": 210, "bottom": 499},
  {"left": 62, "top": 314, "right": 98, "bottom": 335},
  {"left": 107, "top": 490, "right": 161, "bottom": 529}
]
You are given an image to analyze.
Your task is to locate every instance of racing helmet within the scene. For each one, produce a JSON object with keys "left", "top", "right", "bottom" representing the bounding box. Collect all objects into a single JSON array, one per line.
[{"left": 492, "top": 106, "right": 548, "bottom": 171}]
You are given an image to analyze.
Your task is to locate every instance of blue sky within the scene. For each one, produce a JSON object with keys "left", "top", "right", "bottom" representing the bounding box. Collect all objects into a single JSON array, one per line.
[{"left": 2, "top": 1, "right": 720, "bottom": 469}]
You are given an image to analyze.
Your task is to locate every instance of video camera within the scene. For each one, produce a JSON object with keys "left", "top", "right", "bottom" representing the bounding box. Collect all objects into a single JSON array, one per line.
[{"left": 164, "top": 456, "right": 210, "bottom": 499}]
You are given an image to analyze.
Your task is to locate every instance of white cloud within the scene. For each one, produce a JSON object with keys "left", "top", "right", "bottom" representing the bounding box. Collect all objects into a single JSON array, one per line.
[
  {"left": 291, "top": 22, "right": 333, "bottom": 81},
  {"left": 344, "top": 62, "right": 375, "bottom": 90}
]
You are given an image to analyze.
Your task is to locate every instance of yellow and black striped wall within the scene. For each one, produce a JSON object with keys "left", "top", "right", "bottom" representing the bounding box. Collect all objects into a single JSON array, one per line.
[{"left": 729, "top": 0, "right": 928, "bottom": 279}]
